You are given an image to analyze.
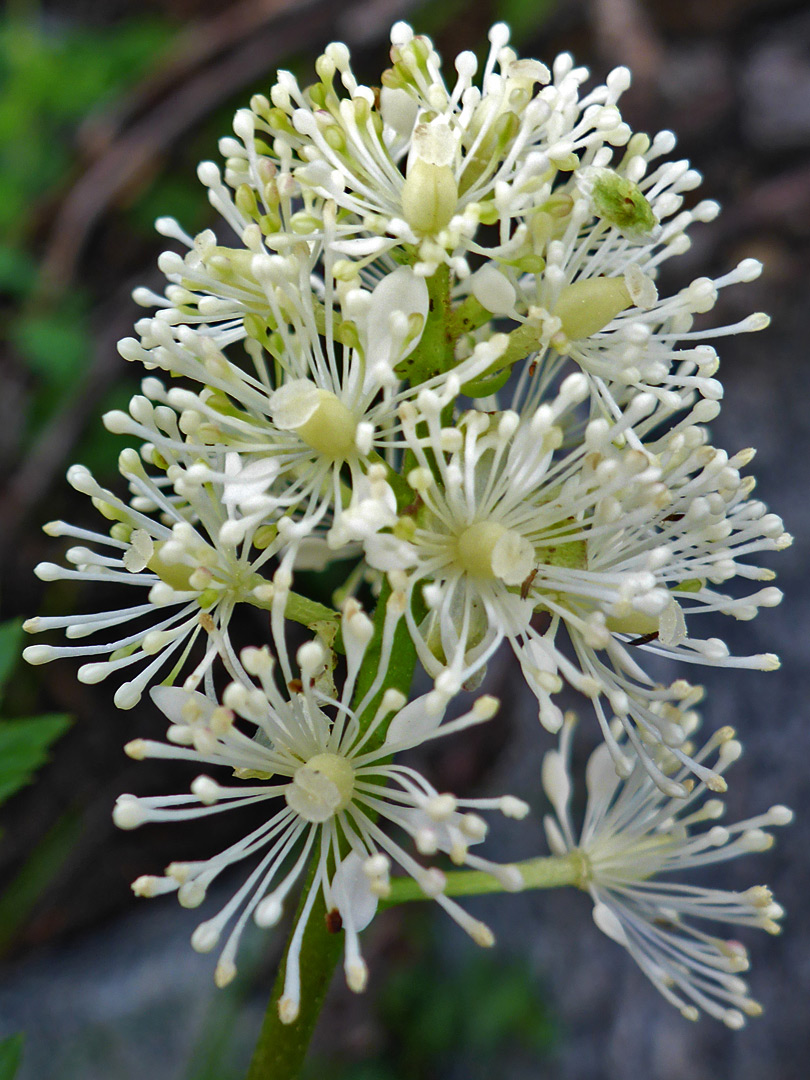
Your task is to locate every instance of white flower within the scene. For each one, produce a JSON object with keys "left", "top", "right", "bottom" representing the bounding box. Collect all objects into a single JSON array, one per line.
[
  {"left": 130, "top": 26, "right": 767, "bottom": 422},
  {"left": 542, "top": 717, "right": 792, "bottom": 1027},
  {"left": 22, "top": 424, "right": 295, "bottom": 708},
  {"left": 364, "top": 384, "right": 788, "bottom": 791},
  {"left": 509, "top": 190, "right": 768, "bottom": 419},
  {"left": 114, "top": 597, "right": 527, "bottom": 1019},
  {"left": 121, "top": 241, "right": 503, "bottom": 555},
  {"left": 215, "top": 25, "right": 641, "bottom": 277}
]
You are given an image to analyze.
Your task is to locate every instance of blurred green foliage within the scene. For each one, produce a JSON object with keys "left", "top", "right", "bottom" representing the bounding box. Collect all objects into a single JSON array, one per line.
[
  {"left": 0, "top": 10, "right": 173, "bottom": 241},
  {"left": 0, "top": 623, "right": 79, "bottom": 958},
  {"left": 413, "top": 0, "right": 557, "bottom": 49},
  {"left": 495, "top": 0, "right": 558, "bottom": 42},
  {"left": 0, "top": 6, "right": 175, "bottom": 456},
  {"left": 0, "top": 619, "right": 71, "bottom": 811},
  {"left": 0, "top": 1034, "right": 23, "bottom": 1080}
]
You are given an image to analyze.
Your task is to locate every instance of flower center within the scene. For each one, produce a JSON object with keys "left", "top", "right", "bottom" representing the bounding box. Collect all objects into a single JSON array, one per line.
[
  {"left": 297, "top": 393, "right": 358, "bottom": 459},
  {"left": 401, "top": 159, "right": 459, "bottom": 235},
  {"left": 285, "top": 752, "right": 355, "bottom": 823},
  {"left": 455, "top": 521, "right": 534, "bottom": 586},
  {"left": 269, "top": 380, "right": 358, "bottom": 460}
]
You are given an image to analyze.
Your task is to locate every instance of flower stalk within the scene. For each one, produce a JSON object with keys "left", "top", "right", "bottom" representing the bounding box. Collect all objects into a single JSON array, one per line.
[
  {"left": 385, "top": 852, "right": 584, "bottom": 904},
  {"left": 246, "top": 878, "right": 343, "bottom": 1080},
  {"left": 246, "top": 579, "right": 421, "bottom": 1078}
]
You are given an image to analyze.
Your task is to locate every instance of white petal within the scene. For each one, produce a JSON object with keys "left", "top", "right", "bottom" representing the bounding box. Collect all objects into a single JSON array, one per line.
[
  {"left": 543, "top": 814, "right": 569, "bottom": 856},
  {"left": 363, "top": 266, "right": 428, "bottom": 371},
  {"left": 150, "top": 685, "right": 218, "bottom": 727},
  {"left": 364, "top": 534, "right": 419, "bottom": 572},
  {"left": 585, "top": 742, "right": 622, "bottom": 805},
  {"left": 471, "top": 265, "right": 517, "bottom": 316},
  {"left": 659, "top": 597, "right": 687, "bottom": 647},
  {"left": 269, "top": 379, "right": 321, "bottom": 431},
  {"left": 491, "top": 530, "right": 534, "bottom": 586},
  {"left": 332, "top": 852, "right": 378, "bottom": 932},
  {"left": 382, "top": 694, "right": 445, "bottom": 750},
  {"left": 593, "top": 901, "right": 629, "bottom": 947},
  {"left": 541, "top": 749, "right": 571, "bottom": 816}
]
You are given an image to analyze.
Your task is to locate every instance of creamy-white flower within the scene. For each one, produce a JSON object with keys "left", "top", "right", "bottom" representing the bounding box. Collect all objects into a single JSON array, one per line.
[
  {"left": 542, "top": 717, "right": 792, "bottom": 1027},
  {"left": 364, "top": 386, "right": 788, "bottom": 791},
  {"left": 22, "top": 422, "right": 291, "bottom": 707},
  {"left": 122, "top": 242, "right": 499, "bottom": 556},
  {"left": 215, "top": 24, "right": 638, "bottom": 277},
  {"left": 115, "top": 597, "right": 526, "bottom": 1017}
]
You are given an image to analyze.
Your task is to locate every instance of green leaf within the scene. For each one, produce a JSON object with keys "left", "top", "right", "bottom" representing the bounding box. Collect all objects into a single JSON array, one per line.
[
  {"left": 0, "top": 810, "right": 83, "bottom": 956},
  {"left": 0, "top": 713, "right": 72, "bottom": 807},
  {"left": 0, "top": 619, "right": 24, "bottom": 693},
  {"left": 0, "top": 1033, "right": 23, "bottom": 1080}
]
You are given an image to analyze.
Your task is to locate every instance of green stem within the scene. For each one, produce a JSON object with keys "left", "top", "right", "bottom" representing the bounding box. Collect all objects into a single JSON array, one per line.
[
  {"left": 498, "top": 318, "right": 545, "bottom": 367},
  {"left": 245, "top": 584, "right": 419, "bottom": 1080},
  {"left": 384, "top": 853, "right": 584, "bottom": 905},
  {"left": 282, "top": 591, "right": 339, "bottom": 630},
  {"left": 245, "top": 884, "right": 343, "bottom": 1080},
  {"left": 394, "top": 265, "right": 453, "bottom": 383}
]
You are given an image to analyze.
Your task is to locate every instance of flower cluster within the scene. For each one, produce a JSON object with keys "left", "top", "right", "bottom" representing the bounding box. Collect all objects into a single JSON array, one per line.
[{"left": 24, "top": 22, "right": 790, "bottom": 1026}]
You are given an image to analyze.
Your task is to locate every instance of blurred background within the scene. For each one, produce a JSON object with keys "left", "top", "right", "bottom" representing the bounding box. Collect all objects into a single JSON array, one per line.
[{"left": 0, "top": 0, "right": 809, "bottom": 1077}]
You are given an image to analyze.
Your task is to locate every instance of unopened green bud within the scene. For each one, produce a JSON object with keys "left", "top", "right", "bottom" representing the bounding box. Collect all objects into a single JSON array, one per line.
[
  {"left": 401, "top": 158, "right": 458, "bottom": 235},
  {"left": 253, "top": 525, "right": 278, "bottom": 550},
  {"left": 624, "top": 132, "right": 651, "bottom": 159},
  {"left": 198, "top": 588, "right": 219, "bottom": 610},
  {"left": 147, "top": 544, "right": 194, "bottom": 593},
  {"left": 235, "top": 184, "right": 258, "bottom": 218},
  {"left": 92, "top": 497, "right": 126, "bottom": 524},
  {"left": 259, "top": 211, "right": 281, "bottom": 234},
  {"left": 337, "top": 320, "right": 361, "bottom": 351},
  {"left": 477, "top": 202, "right": 500, "bottom": 226},
  {"left": 549, "top": 150, "right": 579, "bottom": 172},
  {"left": 510, "top": 254, "right": 546, "bottom": 275},
  {"left": 308, "top": 82, "right": 329, "bottom": 110},
  {"left": 290, "top": 211, "right": 322, "bottom": 235},
  {"left": 263, "top": 178, "right": 280, "bottom": 207},
  {"left": 552, "top": 277, "right": 632, "bottom": 341},
  {"left": 393, "top": 516, "right": 417, "bottom": 541},
  {"left": 591, "top": 168, "right": 657, "bottom": 239},
  {"left": 323, "top": 125, "right": 345, "bottom": 152},
  {"left": 266, "top": 108, "right": 295, "bottom": 135},
  {"left": 674, "top": 578, "right": 704, "bottom": 593}
]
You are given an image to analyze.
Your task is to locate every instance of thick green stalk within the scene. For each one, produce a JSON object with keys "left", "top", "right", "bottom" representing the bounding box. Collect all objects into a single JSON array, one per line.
[
  {"left": 394, "top": 264, "right": 454, "bottom": 383},
  {"left": 245, "top": 882, "right": 343, "bottom": 1080}
]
